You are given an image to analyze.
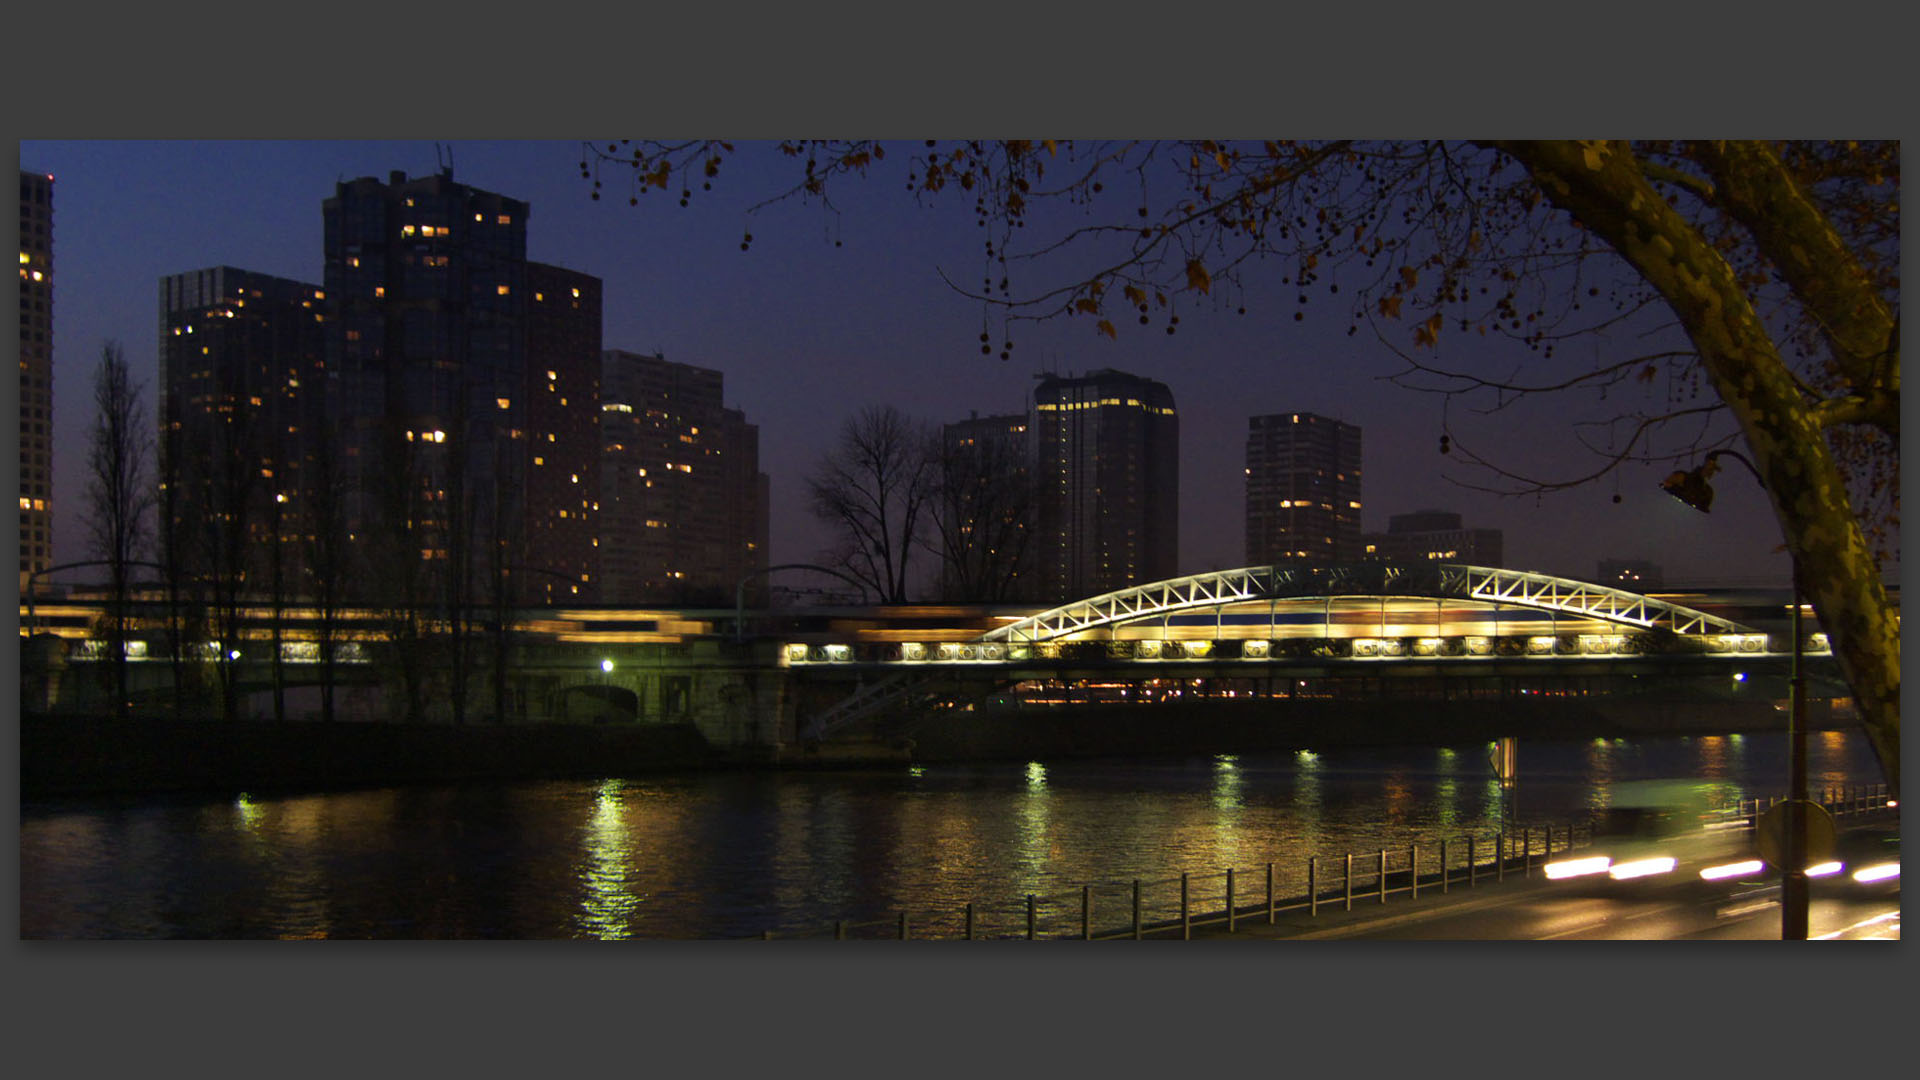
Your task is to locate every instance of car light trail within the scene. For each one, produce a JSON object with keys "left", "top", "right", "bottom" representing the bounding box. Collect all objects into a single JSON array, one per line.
[
  {"left": 1608, "top": 856, "right": 1676, "bottom": 880},
  {"left": 1700, "top": 859, "right": 1764, "bottom": 881},
  {"left": 1544, "top": 856, "right": 1610, "bottom": 880},
  {"left": 1851, "top": 863, "right": 1899, "bottom": 883}
]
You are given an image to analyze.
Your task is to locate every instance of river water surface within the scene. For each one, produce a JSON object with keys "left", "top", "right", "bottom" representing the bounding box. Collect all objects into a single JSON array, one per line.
[{"left": 20, "top": 729, "right": 1884, "bottom": 939}]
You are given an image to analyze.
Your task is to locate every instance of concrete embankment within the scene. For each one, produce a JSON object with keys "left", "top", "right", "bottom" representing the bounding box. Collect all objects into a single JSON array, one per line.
[{"left": 20, "top": 716, "right": 723, "bottom": 801}]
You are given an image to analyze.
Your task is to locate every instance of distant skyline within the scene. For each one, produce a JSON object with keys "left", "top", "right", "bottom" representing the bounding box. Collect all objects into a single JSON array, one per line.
[{"left": 19, "top": 140, "right": 1821, "bottom": 592}]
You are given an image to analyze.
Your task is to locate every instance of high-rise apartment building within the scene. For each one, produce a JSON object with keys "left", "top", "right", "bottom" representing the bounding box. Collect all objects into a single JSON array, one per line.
[
  {"left": 158, "top": 267, "right": 327, "bottom": 580},
  {"left": 1361, "top": 509, "right": 1502, "bottom": 565},
  {"left": 938, "top": 411, "right": 1036, "bottom": 602},
  {"left": 524, "top": 263, "right": 604, "bottom": 600},
  {"left": 597, "top": 350, "right": 768, "bottom": 604},
  {"left": 322, "top": 169, "right": 600, "bottom": 602},
  {"left": 19, "top": 172, "right": 54, "bottom": 591},
  {"left": 1034, "top": 369, "right": 1178, "bottom": 600},
  {"left": 1245, "top": 412, "right": 1362, "bottom": 565}
]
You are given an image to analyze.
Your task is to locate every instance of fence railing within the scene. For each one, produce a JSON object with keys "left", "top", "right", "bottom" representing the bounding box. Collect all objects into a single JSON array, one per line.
[
  {"left": 748, "top": 782, "right": 1895, "bottom": 940},
  {"left": 1732, "top": 782, "right": 1896, "bottom": 830},
  {"left": 749, "top": 818, "right": 1596, "bottom": 940}
]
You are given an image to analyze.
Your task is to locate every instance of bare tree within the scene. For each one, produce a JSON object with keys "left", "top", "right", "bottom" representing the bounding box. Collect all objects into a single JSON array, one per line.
[
  {"left": 302, "top": 424, "right": 352, "bottom": 722},
  {"left": 368, "top": 424, "right": 436, "bottom": 724},
  {"left": 588, "top": 139, "right": 1901, "bottom": 795},
  {"left": 83, "top": 341, "right": 154, "bottom": 720},
  {"left": 808, "top": 405, "right": 936, "bottom": 603},
  {"left": 156, "top": 406, "right": 209, "bottom": 718},
  {"left": 195, "top": 359, "right": 263, "bottom": 723},
  {"left": 925, "top": 429, "right": 1036, "bottom": 602},
  {"left": 440, "top": 392, "right": 477, "bottom": 726}
]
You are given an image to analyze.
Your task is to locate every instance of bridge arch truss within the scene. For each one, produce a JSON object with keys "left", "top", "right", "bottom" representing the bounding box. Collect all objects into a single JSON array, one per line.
[{"left": 978, "top": 563, "right": 1759, "bottom": 643}]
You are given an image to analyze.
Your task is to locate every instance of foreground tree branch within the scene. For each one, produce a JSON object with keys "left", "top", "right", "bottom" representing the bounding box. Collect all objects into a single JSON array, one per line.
[{"left": 1487, "top": 139, "right": 1899, "bottom": 793}]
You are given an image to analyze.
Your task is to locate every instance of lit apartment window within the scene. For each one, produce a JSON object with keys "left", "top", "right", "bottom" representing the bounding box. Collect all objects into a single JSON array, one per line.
[
  {"left": 497, "top": 398, "right": 511, "bottom": 409},
  {"left": 497, "top": 285, "right": 510, "bottom": 296}
]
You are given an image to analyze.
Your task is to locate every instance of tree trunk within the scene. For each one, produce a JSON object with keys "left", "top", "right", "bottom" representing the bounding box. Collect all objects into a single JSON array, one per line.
[{"left": 1492, "top": 140, "right": 1900, "bottom": 796}]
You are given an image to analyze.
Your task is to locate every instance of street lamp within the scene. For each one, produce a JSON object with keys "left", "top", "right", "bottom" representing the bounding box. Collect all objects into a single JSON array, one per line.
[{"left": 1663, "top": 449, "right": 1811, "bottom": 940}]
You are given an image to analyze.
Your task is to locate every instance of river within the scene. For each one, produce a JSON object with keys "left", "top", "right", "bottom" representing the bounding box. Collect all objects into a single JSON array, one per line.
[{"left": 19, "top": 729, "right": 1885, "bottom": 939}]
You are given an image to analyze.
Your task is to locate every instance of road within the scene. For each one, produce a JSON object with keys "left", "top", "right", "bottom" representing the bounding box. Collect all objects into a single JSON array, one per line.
[
  {"left": 1325, "top": 878, "right": 1899, "bottom": 940},
  {"left": 1194, "top": 823, "right": 1899, "bottom": 942}
]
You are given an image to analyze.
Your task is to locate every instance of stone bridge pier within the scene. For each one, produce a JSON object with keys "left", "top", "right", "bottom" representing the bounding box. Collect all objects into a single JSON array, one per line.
[{"left": 515, "top": 639, "right": 800, "bottom": 751}]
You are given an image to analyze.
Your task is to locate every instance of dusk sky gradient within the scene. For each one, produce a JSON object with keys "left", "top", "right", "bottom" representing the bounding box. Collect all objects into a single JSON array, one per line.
[{"left": 20, "top": 138, "right": 1821, "bottom": 592}]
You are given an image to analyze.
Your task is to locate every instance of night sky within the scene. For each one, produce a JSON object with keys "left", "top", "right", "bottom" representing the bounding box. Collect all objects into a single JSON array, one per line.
[{"left": 20, "top": 139, "right": 1812, "bottom": 591}]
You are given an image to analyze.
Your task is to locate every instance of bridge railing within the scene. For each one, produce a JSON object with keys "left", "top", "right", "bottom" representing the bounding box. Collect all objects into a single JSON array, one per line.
[{"left": 748, "top": 784, "right": 1895, "bottom": 940}]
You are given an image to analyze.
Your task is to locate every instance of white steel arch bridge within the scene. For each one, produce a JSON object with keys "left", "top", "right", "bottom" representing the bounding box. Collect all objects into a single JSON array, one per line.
[
  {"left": 979, "top": 563, "right": 1757, "bottom": 644},
  {"left": 793, "top": 564, "right": 1799, "bottom": 741}
]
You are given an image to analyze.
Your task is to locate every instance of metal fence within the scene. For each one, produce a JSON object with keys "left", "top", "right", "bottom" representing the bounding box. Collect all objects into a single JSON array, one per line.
[
  {"left": 751, "top": 818, "right": 1591, "bottom": 940},
  {"left": 750, "top": 782, "right": 1894, "bottom": 940}
]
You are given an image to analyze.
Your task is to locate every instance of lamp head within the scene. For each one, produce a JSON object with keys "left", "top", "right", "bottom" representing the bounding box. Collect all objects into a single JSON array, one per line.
[{"left": 1662, "top": 454, "right": 1723, "bottom": 514}]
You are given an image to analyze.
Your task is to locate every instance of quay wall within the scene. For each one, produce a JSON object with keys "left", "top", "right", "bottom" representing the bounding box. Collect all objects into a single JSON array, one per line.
[
  {"left": 896, "top": 696, "right": 1835, "bottom": 763},
  {"left": 20, "top": 716, "right": 722, "bottom": 801}
]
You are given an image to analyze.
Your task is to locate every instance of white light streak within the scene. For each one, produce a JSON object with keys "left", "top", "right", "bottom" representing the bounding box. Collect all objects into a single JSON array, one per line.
[
  {"left": 1608, "top": 856, "right": 1677, "bottom": 880},
  {"left": 1699, "top": 860, "right": 1765, "bottom": 881}
]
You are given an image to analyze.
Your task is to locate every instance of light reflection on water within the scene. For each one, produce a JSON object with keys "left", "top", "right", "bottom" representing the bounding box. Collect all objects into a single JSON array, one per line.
[
  {"left": 575, "top": 780, "right": 636, "bottom": 940},
  {"left": 19, "top": 730, "right": 1886, "bottom": 940}
]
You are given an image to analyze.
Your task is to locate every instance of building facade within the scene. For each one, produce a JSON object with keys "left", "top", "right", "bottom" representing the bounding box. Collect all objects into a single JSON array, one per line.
[
  {"left": 19, "top": 171, "right": 53, "bottom": 591},
  {"left": 597, "top": 350, "right": 768, "bottom": 605},
  {"left": 321, "top": 168, "right": 601, "bottom": 603},
  {"left": 1361, "top": 509, "right": 1503, "bottom": 566},
  {"left": 938, "top": 411, "right": 1037, "bottom": 602},
  {"left": 523, "top": 263, "right": 604, "bottom": 601},
  {"left": 1245, "top": 412, "right": 1362, "bottom": 565},
  {"left": 158, "top": 266, "right": 328, "bottom": 586},
  {"left": 1034, "top": 369, "right": 1178, "bottom": 600}
]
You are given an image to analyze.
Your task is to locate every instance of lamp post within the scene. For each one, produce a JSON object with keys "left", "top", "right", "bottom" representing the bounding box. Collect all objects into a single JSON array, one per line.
[{"left": 1662, "top": 449, "right": 1809, "bottom": 940}]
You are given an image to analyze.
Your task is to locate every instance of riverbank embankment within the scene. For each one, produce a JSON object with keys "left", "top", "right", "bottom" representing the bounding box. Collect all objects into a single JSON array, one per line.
[
  {"left": 20, "top": 716, "right": 722, "bottom": 801},
  {"left": 22, "top": 694, "right": 1847, "bottom": 801},
  {"left": 900, "top": 696, "right": 1820, "bottom": 762}
]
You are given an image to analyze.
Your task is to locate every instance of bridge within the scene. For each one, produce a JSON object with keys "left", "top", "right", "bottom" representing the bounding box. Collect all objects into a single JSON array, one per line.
[
  {"left": 21, "top": 564, "right": 1859, "bottom": 755},
  {"left": 782, "top": 564, "right": 1838, "bottom": 741}
]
